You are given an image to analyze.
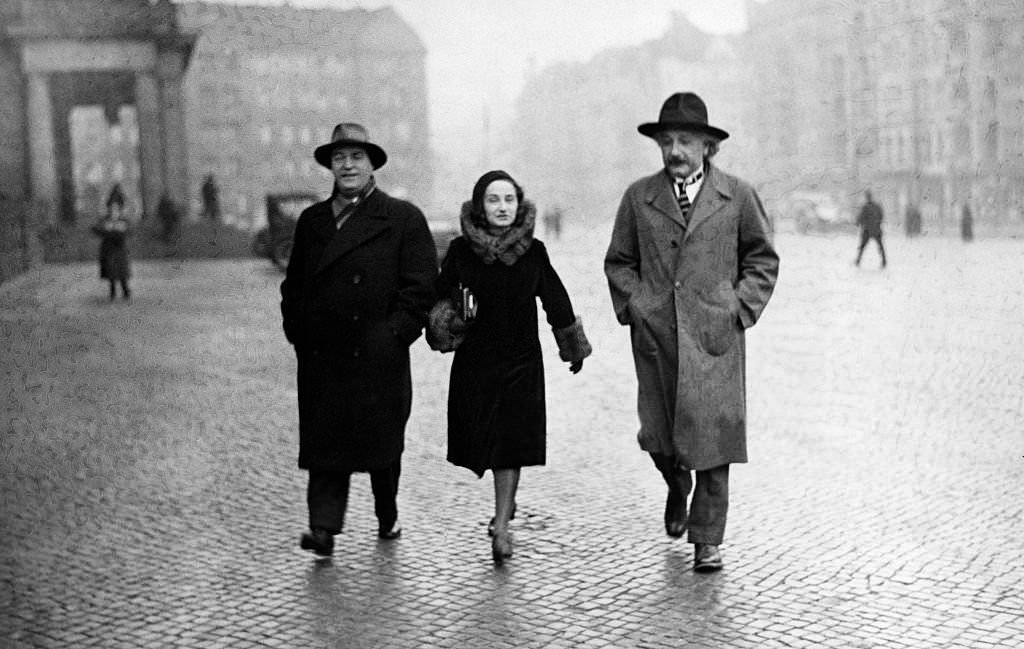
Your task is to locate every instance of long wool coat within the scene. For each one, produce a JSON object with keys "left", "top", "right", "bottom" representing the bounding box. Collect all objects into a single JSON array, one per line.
[
  {"left": 281, "top": 189, "right": 437, "bottom": 472},
  {"left": 438, "top": 234, "right": 577, "bottom": 477},
  {"left": 604, "top": 164, "right": 779, "bottom": 470},
  {"left": 91, "top": 219, "right": 131, "bottom": 281}
]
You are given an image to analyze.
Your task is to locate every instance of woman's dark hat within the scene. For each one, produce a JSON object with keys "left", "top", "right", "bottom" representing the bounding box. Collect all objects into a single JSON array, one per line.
[
  {"left": 313, "top": 122, "right": 388, "bottom": 169},
  {"left": 638, "top": 92, "right": 729, "bottom": 141}
]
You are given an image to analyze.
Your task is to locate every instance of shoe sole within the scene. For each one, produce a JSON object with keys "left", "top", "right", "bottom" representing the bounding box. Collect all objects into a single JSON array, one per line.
[{"left": 693, "top": 561, "right": 723, "bottom": 573}]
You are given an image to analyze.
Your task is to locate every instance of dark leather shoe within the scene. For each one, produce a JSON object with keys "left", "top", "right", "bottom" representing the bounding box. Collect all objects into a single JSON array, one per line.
[
  {"left": 664, "top": 490, "right": 687, "bottom": 538},
  {"left": 300, "top": 528, "right": 334, "bottom": 557},
  {"left": 693, "top": 543, "right": 723, "bottom": 572},
  {"left": 378, "top": 520, "right": 402, "bottom": 540}
]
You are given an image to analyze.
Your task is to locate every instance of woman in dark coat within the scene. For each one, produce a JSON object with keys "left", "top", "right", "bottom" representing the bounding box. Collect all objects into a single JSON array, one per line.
[
  {"left": 428, "top": 170, "right": 591, "bottom": 563},
  {"left": 91, "top": 187, "right": 131, "bottom": 301}
]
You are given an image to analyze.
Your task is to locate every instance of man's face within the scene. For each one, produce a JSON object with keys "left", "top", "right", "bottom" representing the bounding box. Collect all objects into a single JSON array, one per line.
[
  {"left": 330, "top": 146, "right": 374, "bottom": 196},
  {"left": 656, "top": 130, "right": 708, "bottom": 181}
]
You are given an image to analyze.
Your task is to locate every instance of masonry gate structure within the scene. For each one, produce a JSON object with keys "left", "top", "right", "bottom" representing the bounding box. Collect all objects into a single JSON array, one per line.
[{"left": 0, "top": 0, "right": 194, "bottom": 280}]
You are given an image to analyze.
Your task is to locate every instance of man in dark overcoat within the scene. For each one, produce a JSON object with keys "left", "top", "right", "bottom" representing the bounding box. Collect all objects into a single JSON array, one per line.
[
  {"left": 855, "top": 190, "right": 887, "bottom": 268},
  {"left": 604, "top": 92, "right": 779, "bottom": 572},
  {"left": 281, "top": 123, "right": 437, "bottom": 556}
]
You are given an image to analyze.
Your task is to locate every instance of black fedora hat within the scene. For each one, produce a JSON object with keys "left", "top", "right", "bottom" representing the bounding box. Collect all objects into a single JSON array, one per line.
[
  {"left": 313, "top": 122, "right": 388, "bottom": 169},
  {"left": 638, "top": 92, "right": 729, "bottom": 141}
]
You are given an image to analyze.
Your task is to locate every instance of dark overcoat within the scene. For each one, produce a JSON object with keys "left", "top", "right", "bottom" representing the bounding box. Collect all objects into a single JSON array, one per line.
[
  {"left": 91, "top": 219, "right": 131, "bottom": 281},
  {"left": 604, "top": 164, "right": 779, "bottom": 470},
  {"left": 281, "top": 188, "right": 437, "bottom": 472},
  {"left": 857, "top": 200, "right": 884, "bottom": 236},
  {"left": 438, "top": 236, "right": 576, "bottom": 477}
]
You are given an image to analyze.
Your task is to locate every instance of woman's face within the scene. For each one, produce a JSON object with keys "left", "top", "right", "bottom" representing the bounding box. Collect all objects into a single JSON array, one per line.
[{"left": 483, "top": 180, "right": 518, "bottom": 228}]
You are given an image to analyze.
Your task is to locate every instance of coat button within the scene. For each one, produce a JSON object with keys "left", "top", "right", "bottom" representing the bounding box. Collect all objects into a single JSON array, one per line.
[
  {"left": 352, "top": 314, "right": 360, "bottom": 321},
  {"left": 670, "top": 240, "right": 678, "bottom": 248},
  {"left": 353, "top": 348, "right": 360, "bottom": 358},
  {"left": 674, "top": 281, "right": 681, "bottom": 289},
  {"left": 352, "top": 274, "right": 362, "bottom": 284}
]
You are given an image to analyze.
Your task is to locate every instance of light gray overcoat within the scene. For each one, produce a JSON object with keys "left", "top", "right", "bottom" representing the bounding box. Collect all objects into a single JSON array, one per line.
[{"left": 605, "top": 164, "right": 779, "bottom": 469}]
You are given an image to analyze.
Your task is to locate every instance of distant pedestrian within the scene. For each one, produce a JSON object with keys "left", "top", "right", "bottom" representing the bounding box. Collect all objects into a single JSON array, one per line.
[
  {"left": 427, "top": 170, "right": 591, "bottom": 564},
  {"left": 604, "top": 92, "right": 779, "bottom": 572},
  {"left": 157, "top": 194, "right": 181, "bottom": 243},
  {"left": 280, "top": 123, "right": 437, "bottom": 557},
  {"left": 543, "top": 206, "right": 563, "bottom": 239},
  {"left": 960, "top": 203, "right": 974, "bottom": 242},
  {"left": 91, "top": 189, "right": 131, "bottom": 301},
  {"left": 201, "top": 174, "right": 220, "bottom": 222},
  {"left": 905, "top": 203, "right": 922, "bottom": 238},
  {"left": 855, "top": 190, "right": 887, "bottom": 268}
]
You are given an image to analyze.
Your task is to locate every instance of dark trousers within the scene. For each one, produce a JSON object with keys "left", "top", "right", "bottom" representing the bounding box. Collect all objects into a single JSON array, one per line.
[
  {"left": 650, "top": 453, "right": 729, "bottom": 545},
  {"left": 108, "top": 279, "right": 130, "bottom": 299},
  {"left": 855, "top": 230, "right": 887, "bottom": 267},
  {"left": 307, "top": 458, "right": 401, "bottom": 535}
]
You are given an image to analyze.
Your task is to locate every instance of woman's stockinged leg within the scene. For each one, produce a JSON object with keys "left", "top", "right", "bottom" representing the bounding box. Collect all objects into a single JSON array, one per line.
[
  {"left": 492, "top": 468, "right": 520, "bottom": 534},
  {"left": 491, "top": 467, "right": 520, "bottom": 562}
]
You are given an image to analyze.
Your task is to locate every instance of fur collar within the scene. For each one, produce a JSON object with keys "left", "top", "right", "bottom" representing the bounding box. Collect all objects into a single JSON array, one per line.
[{"left": 459, "top": 200, "right": 536, "bottom": 265}]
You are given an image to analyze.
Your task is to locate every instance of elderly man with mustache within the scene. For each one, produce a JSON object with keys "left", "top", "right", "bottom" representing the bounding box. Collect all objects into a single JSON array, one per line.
[{"left": 604, "top": 92, "right": 779, "bottom": 572}]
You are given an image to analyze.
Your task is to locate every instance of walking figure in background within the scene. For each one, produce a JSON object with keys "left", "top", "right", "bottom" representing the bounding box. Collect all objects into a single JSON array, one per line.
[
  {"left": 604, "top": 92, "right": 779, "bottom": 573},
  {"left": 905, "top": 202, "right": 922, "bottom": 238},
  {"left": 543, "top": 205, "right": 563, "bottom": 239},
  {"left": 92, "top": 184, "right": 132, "bottom": 301},
  {"left": 855, "top": 190, "right": 887, "bottom": 268},
  {"left": 280, "top": 123, "right": 437, "bottom": 557},
  {"left": 201, "top": 174, "right": 220, "bottom": 222},
  {"left": 157, "top": 194, "right": 181, "bottom": 243},
  {"left": 960, "top": 203, "right": 974, "bottom": 242},
  {"left": 427, "top": 170, "right": 591, "bottom": 564}
]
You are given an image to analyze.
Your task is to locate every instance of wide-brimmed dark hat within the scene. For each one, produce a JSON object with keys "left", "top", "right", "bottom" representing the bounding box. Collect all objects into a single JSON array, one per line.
[
  {"left": 638, "top": 92, "right": 729, "bottom": 141},
  {"left": 313, "top": 122, "right": 388, "bottom": 169}
]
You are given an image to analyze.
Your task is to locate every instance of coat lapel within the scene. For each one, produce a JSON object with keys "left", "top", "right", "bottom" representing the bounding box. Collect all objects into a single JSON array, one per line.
[
  {"left": 683, "top": 165, "right": 732, "bottom": 242},
  {"left": 314, "top": 191, "right": 392, "bottom": 275},
  {"left": 644, "top": 172, "right": 687, "bottom": 229}
]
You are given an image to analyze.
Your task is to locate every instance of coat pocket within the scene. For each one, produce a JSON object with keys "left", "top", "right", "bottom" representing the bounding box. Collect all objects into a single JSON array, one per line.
[
  {"left": 694, "top": 283, "right": 740, "bottom": 357},
  {"left": 628, "top": 285, "right": 671, "bottom": 325}
]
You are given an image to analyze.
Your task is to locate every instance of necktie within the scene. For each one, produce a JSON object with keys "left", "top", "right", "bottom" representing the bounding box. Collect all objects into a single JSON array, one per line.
[
  {"left": 676, "top": 170, "right": 703, "bottom": 223},
  {"left": 676, "top": 184, "right": 691, "bottom": 222}
]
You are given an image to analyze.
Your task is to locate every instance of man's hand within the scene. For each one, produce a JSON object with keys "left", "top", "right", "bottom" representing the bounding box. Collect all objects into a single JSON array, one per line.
[{"left": 569, "top": 359, "right": 583, "bottom": 374}]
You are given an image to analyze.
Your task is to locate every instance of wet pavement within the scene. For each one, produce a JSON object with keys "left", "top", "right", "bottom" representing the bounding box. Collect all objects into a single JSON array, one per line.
[{"left": 2, "top": 226, "right": 1022, "bottom": 648}]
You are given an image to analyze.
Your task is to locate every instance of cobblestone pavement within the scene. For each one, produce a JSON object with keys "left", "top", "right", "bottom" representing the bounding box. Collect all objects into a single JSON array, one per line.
[{"left": 2, "top": 227, "right": 1022, "bottom": 649}]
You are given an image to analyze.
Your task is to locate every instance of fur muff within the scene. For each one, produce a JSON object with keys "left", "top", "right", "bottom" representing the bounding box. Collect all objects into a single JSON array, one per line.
[{"left": 426, "top": 297, "right": 466, "bottom": 352}]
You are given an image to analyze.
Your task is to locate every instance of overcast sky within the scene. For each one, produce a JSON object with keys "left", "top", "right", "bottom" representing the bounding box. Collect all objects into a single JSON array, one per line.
[{"left": 182, "top": 0, "right": 751, "bottom": 165}]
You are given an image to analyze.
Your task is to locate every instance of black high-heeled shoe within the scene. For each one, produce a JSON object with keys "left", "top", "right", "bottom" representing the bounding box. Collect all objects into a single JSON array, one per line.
[
  {"left": 491, "top": 530, "right": 513, "bottom": 564},
  {"left": 487, "top": 503, "right": 517, "bottom": 537}
]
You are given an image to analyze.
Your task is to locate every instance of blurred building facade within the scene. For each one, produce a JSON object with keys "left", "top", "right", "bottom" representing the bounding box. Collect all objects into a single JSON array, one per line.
[
  {"left": 176, "top": 1, "right": 431, "bottom": 229},
  {"left": 745, "top": 0, "right": 1024, "bottom": 233},
  {"left": 506, "top": 14, "right": 749, "bottom": 224}
]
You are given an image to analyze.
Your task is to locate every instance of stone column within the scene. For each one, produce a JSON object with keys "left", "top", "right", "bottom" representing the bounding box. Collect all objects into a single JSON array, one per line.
[
  {"left": 135, "top": 71, "right": 164, "bottom": 219},
  {"left": 157, "top": 51, "right": 189, "bottom": 211},
  {"left": 26, "top": 73, "right": 57, "bottom": 220}
]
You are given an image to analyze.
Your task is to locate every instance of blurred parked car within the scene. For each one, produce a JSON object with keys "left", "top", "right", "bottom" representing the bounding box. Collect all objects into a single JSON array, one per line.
[
  {"left": 779, "top": 191, "right": 856, "bottom": 235},
  {"left": 429, "top": 218, "right": 459, "bottom": 261},
  {"left": 252, "top": 192, "right": 319, "bottom": 270}
]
